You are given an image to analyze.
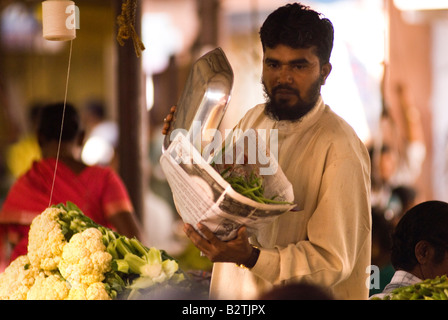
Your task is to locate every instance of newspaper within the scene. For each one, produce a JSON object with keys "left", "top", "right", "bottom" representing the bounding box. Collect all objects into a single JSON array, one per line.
[{"left": 160, "top": 131, "right": 296, "bottom": 241}]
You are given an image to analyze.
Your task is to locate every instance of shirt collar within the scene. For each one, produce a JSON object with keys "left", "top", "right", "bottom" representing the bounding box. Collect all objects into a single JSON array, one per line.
[{"left": 384, "top": 270, "right": 422, "bottom": 292}]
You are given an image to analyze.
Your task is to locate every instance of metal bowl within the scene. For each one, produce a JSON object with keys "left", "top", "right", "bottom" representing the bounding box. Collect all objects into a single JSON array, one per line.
[{"left": 162, "top": 47, "right": 234, "bottom": 154}]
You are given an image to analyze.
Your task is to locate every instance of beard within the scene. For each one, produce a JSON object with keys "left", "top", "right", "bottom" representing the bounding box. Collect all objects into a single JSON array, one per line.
[{"left": 263, "top": 76, "right": 323, "bottom": 122}]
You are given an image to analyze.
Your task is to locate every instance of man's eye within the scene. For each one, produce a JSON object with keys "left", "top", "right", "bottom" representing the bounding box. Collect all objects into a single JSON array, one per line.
[
  {"left": 266, "top": 62, "right": 279, "bottom": 69},
  {"left": 293, "top": 64, "right": 305, "bottom": 70}
]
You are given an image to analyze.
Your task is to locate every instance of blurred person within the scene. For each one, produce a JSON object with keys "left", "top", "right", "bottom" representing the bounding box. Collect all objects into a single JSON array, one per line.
[
  {"left": 0, "top": 102, "right": 143, "bottom": 265},
  {"left": 369, "top": 208, "right": 394, "bottom": 296},
  {"left": 80, "top": 100, "right": 119, "bottom": 168},
  {"left": 370, "top": 83, "right": 425, "bottom": 221},
  {"left": 387, "top": 185, "right": 416, "bottom": 226},
  {"left": 369, "top": 144, "right": 417, "bottom": 226},
  {"left": 5, "top": 104, "right": 42, "bottom": 179},
  {"left": 370, "top": 200, "right": 448, "bottom": 299},
  {"left": 388, "top": 84, "right": 426, "bottom": 188},
  {"left": 165, "top": 3, "right": 371, "bottom": 299}
]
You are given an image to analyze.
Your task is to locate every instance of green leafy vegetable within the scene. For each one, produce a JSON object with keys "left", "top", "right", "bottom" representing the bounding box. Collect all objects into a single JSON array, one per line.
[
  {"left": 218, "top": 167, "right": 293, "bottom": 205},
  {"left": 377, "top": 275, "right": 448, "bottom": 300}
]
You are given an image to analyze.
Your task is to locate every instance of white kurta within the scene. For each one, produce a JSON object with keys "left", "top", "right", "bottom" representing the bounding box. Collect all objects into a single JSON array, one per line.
[{"left": 210, "top": 96, "right": 372, "bottom": 300}]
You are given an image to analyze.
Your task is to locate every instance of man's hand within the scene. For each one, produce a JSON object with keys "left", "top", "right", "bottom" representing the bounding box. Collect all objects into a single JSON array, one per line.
[
  {"left": 183, "top": 223, "right": 254, "bottom": 266},
  {"left": 162, "top": 106, "right": 176, "bottom": 135}
]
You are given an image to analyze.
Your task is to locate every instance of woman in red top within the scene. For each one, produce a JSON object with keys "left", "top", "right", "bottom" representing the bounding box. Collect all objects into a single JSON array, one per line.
[{"left": 0, "top": 102, "right": 143, "bottom": 267}]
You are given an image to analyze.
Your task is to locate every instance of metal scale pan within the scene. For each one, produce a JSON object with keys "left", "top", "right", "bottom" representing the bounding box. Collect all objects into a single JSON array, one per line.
[{"left": 162, "top": 47, "right": 234, "bottom": 157}]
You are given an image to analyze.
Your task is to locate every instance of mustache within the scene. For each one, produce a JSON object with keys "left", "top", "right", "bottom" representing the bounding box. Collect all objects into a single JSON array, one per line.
[{"left": 271, "top": 85, "right": 301, "bottom": 96}]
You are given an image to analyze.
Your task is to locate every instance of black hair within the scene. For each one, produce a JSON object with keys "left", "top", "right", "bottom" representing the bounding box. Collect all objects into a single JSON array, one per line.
[
  {"left": 259, "top": 2, "right": 334, "bottom": 64},
  {"left": 390, "top": 200, "right": 448, "bottom": 271},
  {"left": 37, "top": 102, "right": 80, "bottom": 143}
]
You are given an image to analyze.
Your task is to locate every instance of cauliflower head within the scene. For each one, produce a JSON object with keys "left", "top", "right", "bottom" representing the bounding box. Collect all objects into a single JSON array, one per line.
[
  {"left": 58, "top": 228, "right": 112, "bottom": 286},
  {"left": 67, "top": 282, "right": 111, "bottom": 300},
  {"left": 28, "top": 207, "right": 67, "bottom": 271},
  {"left": 2, "top": 203, "right": 185, "bottom": 300},
  {"left": 0, "top": 255, "right": 38, "bottom": 300},
  {"left": 26, "top": 272, "right": 70, "bottom": 300}
]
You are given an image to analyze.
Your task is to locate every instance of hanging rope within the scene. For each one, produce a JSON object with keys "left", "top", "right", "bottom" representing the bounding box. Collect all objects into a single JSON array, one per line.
[
  {"left": 49, "top": 40, "right": 73, "bottom": 207},
  {"left": 116, "top": 0, "right": 145, "bottom": 57}
]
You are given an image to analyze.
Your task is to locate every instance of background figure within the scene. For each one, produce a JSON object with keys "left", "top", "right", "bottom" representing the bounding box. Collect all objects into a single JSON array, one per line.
[
  {"left": 370, "top": 83, "right": 425, "bottom": 224},
  {"left": 5, "top": 104, "right": 42, "bottom": 180},
  {"left": 387, "top": 185, "right": 416, "bottom": 226},
  {"left": 80, "top": 100, "right": 119, "bottom": 168},
  {"left": 0, "top": 102, "right": 142, "bottom": 269},
  {"left": 370, "top": 200, "right": 448, "bottom": 299},
  {"left": 369, "top": 208, "right": 394, "bottom": 296}
]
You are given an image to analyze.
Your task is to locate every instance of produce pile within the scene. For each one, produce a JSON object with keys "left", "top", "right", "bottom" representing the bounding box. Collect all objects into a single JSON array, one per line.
[
  {"left": 374, "top": 275, "right": 448, "bottom": 300},
  {"left": 0, "top": 202, "right": 185, "bottom": 300}
]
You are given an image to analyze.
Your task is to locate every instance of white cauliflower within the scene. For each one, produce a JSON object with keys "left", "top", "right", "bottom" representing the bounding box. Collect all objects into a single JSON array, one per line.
[
  {"left": 26, "top": 272, "right": 70, "bottom": 300},
  {"left": 86, "top": 282, "right": 112, "bottom": 300},
  {"left": 58, "top": 228, "right": 112, "bottom": 286},
  {"left": 1, "top": 203, "right": 185, "bottom": 300},
  {"left": 0, "top": 255, "right": 38, "bottom": 300},
  {"left": 67, "top": 282, "right": 111, "bottom": 300},
  {"left": 27, "top": 207, "right": 67, "bottom": 271}
]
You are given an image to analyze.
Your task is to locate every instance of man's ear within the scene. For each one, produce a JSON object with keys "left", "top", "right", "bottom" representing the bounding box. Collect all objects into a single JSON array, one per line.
[
  {"left": 415, "top": 240, "right": 434, "bottom": 264},
  {"left": 320, "top": 62, "right": 332, "bottom": 85}
]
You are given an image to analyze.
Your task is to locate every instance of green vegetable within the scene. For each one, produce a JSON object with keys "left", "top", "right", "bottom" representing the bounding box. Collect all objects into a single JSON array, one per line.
[
  {"left": 55, "top": 202, "right": 120, "bottom": 244},
  {"left": 211, "top": 142, "right": 292, "bottom": 205},
  {"left": 1, "top": 203, "right": 190, "bottom": 300},
  {"left": 218, "top": 168, "right": 293, "bottom": 205},
  {"left": 53, "top": 202, "right": 185, "bottom": 299},
  {"left": 379, "top": 275, "right": 448, "bottom": 300}
]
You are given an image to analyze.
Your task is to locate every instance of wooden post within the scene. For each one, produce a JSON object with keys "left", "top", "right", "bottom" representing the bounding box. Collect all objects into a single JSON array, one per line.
[{"left": 115, "top": 0, "right": 146, "bottom": 221}]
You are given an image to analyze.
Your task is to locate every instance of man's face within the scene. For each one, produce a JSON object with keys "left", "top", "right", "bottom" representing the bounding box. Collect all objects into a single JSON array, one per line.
[{"left": 262, "top": 44, "right": 331, "bottom": 121}]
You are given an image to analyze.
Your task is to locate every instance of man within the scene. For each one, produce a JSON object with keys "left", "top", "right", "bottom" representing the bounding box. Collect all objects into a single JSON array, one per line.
[
  {"left": 171, "top": 3, "right": 371, "bottom": 299},
  {"left": 370, "top": 201, "right": 448, "bottom": 299},
  {"left": 0, "top": 102, "right": 143, "bottom": 265}
]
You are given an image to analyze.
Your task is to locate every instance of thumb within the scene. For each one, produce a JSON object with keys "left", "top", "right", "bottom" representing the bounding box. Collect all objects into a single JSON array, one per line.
[{"left": 237, "top": 225, "right": 248, "bottom": 239}]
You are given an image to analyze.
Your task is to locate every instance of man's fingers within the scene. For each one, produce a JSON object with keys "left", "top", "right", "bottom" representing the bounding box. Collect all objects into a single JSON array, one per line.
[
  {"left": 161, "top": 105, "right": 176, "bottom": 135},
  {"left": 184, "top": 223, "right": 253, "bottom": 264},
  {"left": 164, "top": 113, "right": 173, "bottom": 123},
  {"left": 183, "top": 223, "right": 199, "bottom": 240},
  {"left": 197, "top": 223, "right": 219, "bottom": 244},
  {"left": 162, "top": 122, "right": 170, "bottom": 135},
  {"left": 183, "top": 223, "right": 212, "bottom": 251}
]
